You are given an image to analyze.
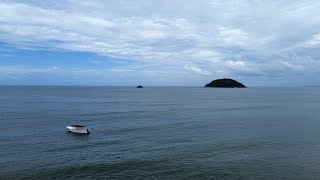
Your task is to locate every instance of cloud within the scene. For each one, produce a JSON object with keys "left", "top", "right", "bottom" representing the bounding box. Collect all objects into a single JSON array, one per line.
[
  {"left": 223, "top": 60, "right": 266, "bottom": 76},
  {"left": 224, "top": 60, "right": 250, "bottom": 71},
  {"left": 280, "top": 61, "right": 304, "bottom": 71},
  {"left": 218, "top": 26, "right": 249, "bottom": 46},
  {"left": 184, "top": 65, "right": 211, "bottom": 76},
  {"left": 0, "top": 65, "right": 60, "bottom": 74},
  {"left": 303, "top": 32, "right": 320, "bottom": 46},
  {"left": 1, "top": 0, "right": 320, "bottom": 85}
]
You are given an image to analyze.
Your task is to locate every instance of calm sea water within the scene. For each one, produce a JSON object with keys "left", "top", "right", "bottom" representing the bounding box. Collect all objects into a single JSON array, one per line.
[{"left": 1, "top": 86, "right": 320, "bottom": 179}]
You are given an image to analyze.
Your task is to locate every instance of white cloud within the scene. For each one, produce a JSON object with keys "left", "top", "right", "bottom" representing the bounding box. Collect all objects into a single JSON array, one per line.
[
  {"left": 224, "top": 60, "right": 250, "bottom": 71},
  {"left": 0, "top": 66, "right": 60, "bottom": 74},
  {"left": 280, "top": 61, "right": 304, "bottom": 71},
  {"left": 218, "top": 26, "right": 249, "bottom": 46},
  {"left": 184, "top": 65, "right": 211, "bottom": 76},
  {"left": 304, "top": 32, "right": 320, "bottom": 46},
  {"left": 223, "top": 60, "right": 269, "bottom": 77}
]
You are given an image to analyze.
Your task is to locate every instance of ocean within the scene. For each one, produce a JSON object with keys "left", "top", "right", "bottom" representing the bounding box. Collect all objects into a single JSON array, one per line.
[{"left": 1, "top": 86, "right": 320, "bottom": 179}]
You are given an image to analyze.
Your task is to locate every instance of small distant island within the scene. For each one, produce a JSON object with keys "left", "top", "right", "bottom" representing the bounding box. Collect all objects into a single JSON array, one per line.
[
  {"left": 205, "top": 78, "right": 246, "bottom": 88},
  {"left": 136, "top": 85, "right": 143, "bottom": 88}
]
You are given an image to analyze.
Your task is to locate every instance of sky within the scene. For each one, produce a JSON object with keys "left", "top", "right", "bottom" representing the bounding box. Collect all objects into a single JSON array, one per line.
[{"left": 0, "top": 0, "right": 320, "bottom": 86}]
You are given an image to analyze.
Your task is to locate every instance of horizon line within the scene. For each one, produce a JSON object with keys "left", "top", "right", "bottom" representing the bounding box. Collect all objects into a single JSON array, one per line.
[{"left": 0, "top": 84, "right": 319, "bottom": 88}]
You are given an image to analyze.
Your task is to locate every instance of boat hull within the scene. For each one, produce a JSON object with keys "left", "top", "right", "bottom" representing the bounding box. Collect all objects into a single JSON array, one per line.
[{"left": 66, "top": 126, "right": 90, "bottom": 135}]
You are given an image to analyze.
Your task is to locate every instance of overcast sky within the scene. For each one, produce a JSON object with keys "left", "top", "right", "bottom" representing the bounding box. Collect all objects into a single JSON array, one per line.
[{"left": 0, "top": 0, "right": 320, "bottom": 86}]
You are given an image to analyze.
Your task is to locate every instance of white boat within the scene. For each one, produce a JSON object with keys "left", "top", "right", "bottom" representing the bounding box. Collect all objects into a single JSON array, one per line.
[{"left": 66, "top": 125, "right": 90, "bottom": 135}]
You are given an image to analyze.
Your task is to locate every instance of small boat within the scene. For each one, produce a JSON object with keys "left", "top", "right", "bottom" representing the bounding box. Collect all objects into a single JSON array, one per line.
[{"left": 66, "top": 125, "right": 90, "bottom": 135}]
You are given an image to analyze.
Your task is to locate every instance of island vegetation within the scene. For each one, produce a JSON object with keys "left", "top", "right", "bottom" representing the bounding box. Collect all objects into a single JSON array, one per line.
[{"left": 205, "top": 78, "right": 246, "bottom": 88}]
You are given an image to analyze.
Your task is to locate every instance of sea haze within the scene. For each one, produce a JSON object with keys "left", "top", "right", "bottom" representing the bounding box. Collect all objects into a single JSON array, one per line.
[{"left": 1, "top": 86, "right": 320, "bottom": 179}]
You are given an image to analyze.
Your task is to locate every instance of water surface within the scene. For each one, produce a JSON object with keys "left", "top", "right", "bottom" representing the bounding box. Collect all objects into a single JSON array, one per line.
[{"left": 1, "top": 86, "right": 320, "bottom": 179}]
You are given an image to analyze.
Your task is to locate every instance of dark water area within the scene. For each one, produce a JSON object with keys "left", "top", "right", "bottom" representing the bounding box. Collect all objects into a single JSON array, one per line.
[{"left": 1, "top": 86, "right": 320, "bottom": 179}]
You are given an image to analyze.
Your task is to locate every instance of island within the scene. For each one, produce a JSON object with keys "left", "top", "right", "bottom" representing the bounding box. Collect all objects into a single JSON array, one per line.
[
  {"left": 136, "top": 85, "right": 143, "bottom": 88},
  {"left": 204, "top": 78, "right": 246, "bottom": 88}
]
